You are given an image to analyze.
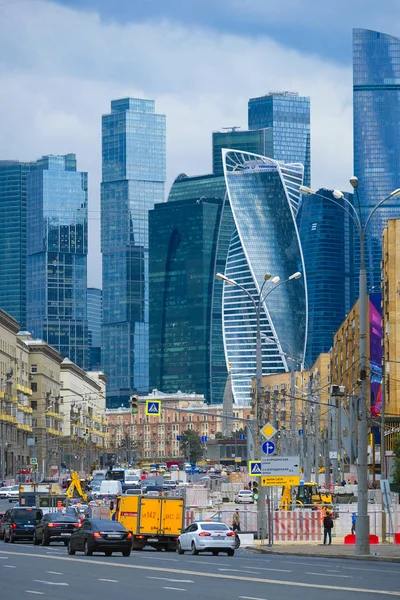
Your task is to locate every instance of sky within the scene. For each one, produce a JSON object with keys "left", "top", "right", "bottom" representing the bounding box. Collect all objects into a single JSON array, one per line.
[{"left": 0, "top": 0, "right": 399, "bottom": 288}]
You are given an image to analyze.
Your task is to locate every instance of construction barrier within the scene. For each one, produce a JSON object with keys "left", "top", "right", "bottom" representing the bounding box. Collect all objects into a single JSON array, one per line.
[
  {"left": 185, "top": 509, "right": 196, "bottom": 527},
  {"left": 344, "top": 533, "right": 379, "bottom": 545},
  {"left": 273, "top": 510, "right": 321, "bottom": 542}
]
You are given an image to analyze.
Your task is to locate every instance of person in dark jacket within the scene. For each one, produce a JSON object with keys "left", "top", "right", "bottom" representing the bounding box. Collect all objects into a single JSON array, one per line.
[{"left": 323, "top": 511, "right": 334, "bottom": 545}]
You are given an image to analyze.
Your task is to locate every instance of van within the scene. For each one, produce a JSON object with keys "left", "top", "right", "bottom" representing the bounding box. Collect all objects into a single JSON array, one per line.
[{"left": 99, "top": 480, "right": 122, "bottom": 497}]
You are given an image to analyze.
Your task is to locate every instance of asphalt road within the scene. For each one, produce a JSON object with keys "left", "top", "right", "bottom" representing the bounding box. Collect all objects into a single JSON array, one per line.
[{"left": 0, "top": 537, "right": 399, "bottom": 600}]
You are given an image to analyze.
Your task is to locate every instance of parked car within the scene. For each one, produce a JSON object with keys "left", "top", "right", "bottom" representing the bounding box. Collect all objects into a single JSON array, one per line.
[
  {"left": 7, "top": 485, "right": 20, "bottom": 503},
  {"left": 177, "top": 521, "right": 236, "bottom": 556},
  {"left": 33, "top": 512, "right": 80, "bottom": 546},
  {"left": 0, "top": 486, "right": 12, "bottom": 499},
  {"left": 235, "top": 490, "right": 254, "bottom": 504},
  {"left": 67, "top": 518, "right": 132, "bottom": 556},
  {"left": 1, "top": 507, "right": 43, "bottom": 543}
]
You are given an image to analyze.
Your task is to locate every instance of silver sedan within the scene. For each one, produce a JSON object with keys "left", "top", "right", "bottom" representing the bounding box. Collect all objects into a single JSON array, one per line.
[{"left": 177, "top": 521, "right": 236, "bottom": 556}]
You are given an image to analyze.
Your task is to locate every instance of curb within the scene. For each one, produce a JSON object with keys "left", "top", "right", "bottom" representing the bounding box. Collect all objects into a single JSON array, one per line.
[{"left": 244, "top": 546, "right": 400, "bottom": 563}]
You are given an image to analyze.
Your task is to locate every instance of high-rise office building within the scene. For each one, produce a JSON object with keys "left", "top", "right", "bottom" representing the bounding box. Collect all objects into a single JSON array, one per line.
[
  {"left": 101, "top": 98, "right": 166, "bottom": 408},
  {"left": 248, "top": 92, "right": 311, "bottom": 186},
  {"left": 212, "top": 129, "right": 272, "bottom": 177},
  {"left": 0, "top": 161, "right": 34, "bottom": 327},
  {"left": 26, "top": 154, "right": 88, "bottom": 369},
  {"left": 222, "top": 150, "right": 307, "bottom": 405},
  {"left": 298, "top": 189, "right": 354, "bottom": 366},
  {"left": 353, "top": 28, "right": 400, "bottom": 292},
  {"left": 87, "top": 288, "right": 102, "bottom": 371},
  {"left": 149, "top": 197, "right": 224, "bottom": 401}
]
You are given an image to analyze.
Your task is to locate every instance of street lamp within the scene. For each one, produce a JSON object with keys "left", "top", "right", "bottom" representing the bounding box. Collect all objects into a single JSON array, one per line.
[
  {"left": 300, "top": 181, "right": 400, "bottom": 556},
  {"left": 216, "top": 270, "right": 302, "bottom": 541}
]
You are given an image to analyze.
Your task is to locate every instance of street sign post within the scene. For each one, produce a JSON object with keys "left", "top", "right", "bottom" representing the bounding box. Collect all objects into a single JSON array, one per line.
[
  {"left": 201, "top": 435, "right": 207, "bottom": 443},
  {"left": 248, "top": 460, "right": 262, "bottom": 476},
  {"left": 261, "top": 475, "right": 301, "bottom": 487},
  {"left": 145, "top": 400, "right": 161, "bottom": 416},
  {"left": 261, "top": 440, "right": 276, "bottom": 455},
  {"left": 260, "top": 422, "right": 277, "bottom": 440},
  {"left": 30, "top": 458, "right": 37, "bottom": 465},
  {"left": 261, "top": 455, "right": 300, "bottom": 476},
  {"left": 176, "top": 435, "right": 182, "bottom": 441}
]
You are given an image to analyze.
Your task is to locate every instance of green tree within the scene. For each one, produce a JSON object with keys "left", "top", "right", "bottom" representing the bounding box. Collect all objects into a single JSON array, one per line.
[
  {"left": 215, "top": 432, "right": 224, "bottom": 440},
  {"left": 180, "top": 429, "right": 203, "bottom": 463},
  {"left": 393, "top": 435, "right": 400, "bottom": 488}
]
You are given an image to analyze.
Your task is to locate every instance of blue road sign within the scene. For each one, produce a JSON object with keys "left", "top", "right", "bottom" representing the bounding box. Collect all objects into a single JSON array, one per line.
[
  {"left": 248, "top": 460, "right": 262, "bottom": 476},
  {"left": 146, "top": 400, "right": 161, "bottom": 416},
  {"left": 176, "top": 435, "right": 182, "bottom": 441},
  {"left": 261, "top": 440, "right": 276, "bottom": 455},
  {"left": 298, "top": 429, "right": 303, "bottom": 435},
  {"left": 201, "top": 435, "right": 207, "bottom": 443},
  {"left": 239, "top": 434, "right": 246, "bottom": 440}
]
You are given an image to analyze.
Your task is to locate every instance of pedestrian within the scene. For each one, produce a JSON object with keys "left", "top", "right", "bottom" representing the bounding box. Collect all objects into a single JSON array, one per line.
[
  {"left": 232, "top": 510, "right": 241, "bottom": 532},
  {"left": 351, "top": 512, "right": 357, "bottom": 535},
  {"left": 323, "top": 511, "right": 334, "bottom": 545}
]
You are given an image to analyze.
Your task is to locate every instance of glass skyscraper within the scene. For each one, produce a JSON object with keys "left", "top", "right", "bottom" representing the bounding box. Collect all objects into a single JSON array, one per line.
[
  {"left": 26, "top": 154, "right": 88, "bottom": 368},
  {"left": 222, "top": 150, "right": 307, "bottom": 405},
  {"left": 353, "top": 29, "right": 400, "bottom": 291},
  {"left": 298, "top": 189, "right": 354, "bottom": 366},
  {"left": 248, "top": 92, "right": 311, "bottom": 187},
  {"left": 212, "top": 129, "right": 272, "bottom": 177},
  {"left": 87, "top": 288, "right": 102, "bottom": 371},
  {"left": 101, "top": 98, "right": 166, "bottom": 407},
  {"left": 0, "top": 161, "right": 33, "bottom": 327}
]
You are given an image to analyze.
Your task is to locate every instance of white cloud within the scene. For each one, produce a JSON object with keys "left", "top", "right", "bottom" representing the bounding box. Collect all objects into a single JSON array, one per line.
[{"left": 0, "top": 0, "right": 353, "bottom": 287}]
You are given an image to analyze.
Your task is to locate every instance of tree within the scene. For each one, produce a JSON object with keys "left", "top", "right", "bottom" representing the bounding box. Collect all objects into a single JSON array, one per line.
[
  {"left": 392, "top": 435, "right": 400, "bottom": 488},
  {"left": 180, "top": 429, "right": 203, "bottom": 463}
]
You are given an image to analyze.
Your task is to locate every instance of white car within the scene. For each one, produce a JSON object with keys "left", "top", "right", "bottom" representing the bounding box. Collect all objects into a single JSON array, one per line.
[
  {"left": 0, "top": 486, "right": 12, "bottom": 499},
  {"left": 235, "top": 490, "right": 254, "bottom": 504},
  {"left": 178, "top": 521, "right": 236, "bottom": 556},
  {"left": 7, "top": 485, "right": 20, "bottom": 502}
]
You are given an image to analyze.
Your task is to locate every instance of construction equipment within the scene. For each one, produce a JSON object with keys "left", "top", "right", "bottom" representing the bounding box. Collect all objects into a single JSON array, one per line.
[
  {"left": 280, "top": 482, "right": 333, "bottom": 510},
  {"left": 65, "top": 472, "right": 88, "bottom": 503},
  {"left": 112, "top": 494, "right": 184, "bottom": 551}
]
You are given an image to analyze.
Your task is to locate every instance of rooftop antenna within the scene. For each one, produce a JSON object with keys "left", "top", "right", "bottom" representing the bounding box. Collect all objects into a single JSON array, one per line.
[{"left": 222, "top": 126, "right": 241, "bottom": 132}]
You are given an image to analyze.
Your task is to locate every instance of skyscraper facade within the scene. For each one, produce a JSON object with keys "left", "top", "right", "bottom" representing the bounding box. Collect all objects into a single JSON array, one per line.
[
  {"left": 248, "top": 92, "right": 311, "bottom": 186},
  {"left": 26, "top": 154, "right": 88, "bottom": 369},
  {"left": 0, "top": 161, "right": 33, "bottom": 327},
  {"left": 353, "top": 28, "right": 400, "bottom": 291},
  {"left": 87, "top": 288, "right": 102, "bottom": 371},
  {"left": 212, "top": 129, "right": 272, "bottom": 177},
  {"left": 101, "top": 98, "right": 166, "bottom": 408},
  {"left": 222, "top": 150, "right": 307, "bottom": 405},
  {"left": 298, "top": 189, "right": 354, "bottom": 366}
]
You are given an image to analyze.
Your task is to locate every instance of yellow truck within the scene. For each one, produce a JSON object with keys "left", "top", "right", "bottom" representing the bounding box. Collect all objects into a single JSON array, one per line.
[{"left": 112, "top": 495, "right": 184, "bottom": 551}]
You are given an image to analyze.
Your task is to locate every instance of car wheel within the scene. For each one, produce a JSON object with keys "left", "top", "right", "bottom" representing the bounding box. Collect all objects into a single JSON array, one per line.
[
  {"left": 227, "top": 549, "right": 235, "bottom": 556},
  {"left": 33, "top": 532, "right": 40, "bottom": 546},
  {"left": 191, "top": 542, "right": 198, "bottom": 555},
  {"left": 122, "top": 550, "right": 130, "bottom": 557},
  {"left": 177, "top": 541, "right": 184, "bottom": 555},
  {"left": 105, "top": 551, "right": 112, "bottom": 556},
  {"left": 41, "top": 535, "right": 49, "bottom": 546},
  {"left": 67, "top": 541, "right": 75, "bottom": 555},
  {"left": 84, "top": 541, "right": 93, "bottom": 556},
  {"left": 212, "top": 550, "right": 219, "bottom": 556}
]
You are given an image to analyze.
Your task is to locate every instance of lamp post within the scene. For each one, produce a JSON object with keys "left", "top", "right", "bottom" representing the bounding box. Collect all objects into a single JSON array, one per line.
[
  {"left": 216, "top": 270, "right": 301, "bottom": 541},
  {"left": 300, "top": 181, "right": 400, "bottom": 555}
]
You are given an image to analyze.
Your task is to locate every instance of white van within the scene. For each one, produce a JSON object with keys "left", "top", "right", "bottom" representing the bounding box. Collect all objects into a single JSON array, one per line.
[{"left": 99, "top": 480, "right": 122, "bottom": 496}]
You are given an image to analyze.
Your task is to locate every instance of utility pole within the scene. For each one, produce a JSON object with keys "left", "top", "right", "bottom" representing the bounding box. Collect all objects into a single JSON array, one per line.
[{"left": 290, "top": 361, "right": 296, "bottom": 454}]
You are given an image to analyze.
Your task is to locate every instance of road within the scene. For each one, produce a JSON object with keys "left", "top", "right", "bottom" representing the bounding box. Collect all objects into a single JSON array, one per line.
[{"left": 0, "top": 538, "right": 399, "bottom": 599}]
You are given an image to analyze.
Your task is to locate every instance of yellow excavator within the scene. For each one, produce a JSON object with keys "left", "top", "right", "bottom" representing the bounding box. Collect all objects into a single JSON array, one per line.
[
  {"left": 280, "top": 481, "right": 333, "bottom": 510},
  {"left": 65, "top": 472, "right": 89, "bottom": 504}
]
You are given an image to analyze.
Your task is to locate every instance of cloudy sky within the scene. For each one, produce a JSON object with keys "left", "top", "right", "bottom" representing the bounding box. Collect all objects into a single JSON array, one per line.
[{"left": 1, "top": 0, "right": 399, "bottom": 287}]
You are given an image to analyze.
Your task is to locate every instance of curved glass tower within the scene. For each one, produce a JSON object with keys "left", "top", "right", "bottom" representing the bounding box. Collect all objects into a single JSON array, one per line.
[
  {"left": 222, "top": 150, "right": 307, "bottom": 405},
  {"left": 353, "top": 29, "right": 400, "bottom": 291}
]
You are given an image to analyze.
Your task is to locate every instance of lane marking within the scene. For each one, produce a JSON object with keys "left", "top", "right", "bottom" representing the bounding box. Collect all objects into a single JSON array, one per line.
[
  {"left": 239, "top": 597, "right": 267, "bottom": 600},
  {"left": 163, "top": 587, "right": 187, "bottom": 591},
  {"left": 306, "top": 572, "right": 351, "bottom": 578},
  {"left": 3, "top": 564, "right": 16, "bottom": 568},
  {"left": 148, "top": 576, "right": 194, "bottom": 583},
  {"left": 342, "top": 566, "right": 400, "bottom": 574},
  {"left": 185, "top": 560, "right": 231, "bottom": 566},
  {"left": 98, "top": 579, "right": 119, "bottom": 583},
  {"left": 25, "top": 592, "right": 45, "bottom": 596},
  {"left": 46, "top": 571, "right": 63, "bottom": 575},
  {"left": 0, "top": 557, "right": 8, "bottom": 559},
  {"left": 33, "top": 580, "right": 69, "bottom": 586},
  {"left": 136, "top": 556, "right": 178, "bottom": 562},
  {"left": 1, "top": 550, "right": 399, "bottom": 596}
]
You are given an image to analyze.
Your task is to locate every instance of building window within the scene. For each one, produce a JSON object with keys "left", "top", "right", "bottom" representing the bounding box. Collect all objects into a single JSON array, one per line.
[
  {"left": 31, "top": 365, "right": 38, "bottom": 373},
  {"left": 31, "top": 383, "right": 37, "bottom": 392}
]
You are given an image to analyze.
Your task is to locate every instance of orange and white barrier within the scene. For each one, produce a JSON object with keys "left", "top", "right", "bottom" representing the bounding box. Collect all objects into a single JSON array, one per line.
[{"left": 273, "top": 510, "right": 321, "bottom": 542}]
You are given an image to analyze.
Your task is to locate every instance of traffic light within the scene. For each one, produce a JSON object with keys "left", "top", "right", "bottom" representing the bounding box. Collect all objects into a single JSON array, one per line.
[
  {"left": 130, "top": 394, "right": 139, "bottom": 414},
  {"left": 252, "top": 479, "right": 259, "bottom": 501}
]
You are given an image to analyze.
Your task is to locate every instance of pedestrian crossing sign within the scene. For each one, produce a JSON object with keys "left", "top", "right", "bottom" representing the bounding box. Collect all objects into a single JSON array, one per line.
[
  {"left": 248, "top": 460, "right": 262, "bottom": 476},
  {"left": 145, "top": 400, "right": 161, "bottom": 417}
]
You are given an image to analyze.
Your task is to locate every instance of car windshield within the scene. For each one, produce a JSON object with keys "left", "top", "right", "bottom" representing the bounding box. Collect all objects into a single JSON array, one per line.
[
  {"left": 201, "top": 523, "right": 229, "bottom": 531},
  {"left": 239, "top": 490, "right": 251, "bottom": 494},
  {"left": 14, "top": 509, "right": 40, "bottom": 521},
  {"left": 91, "top": 520, "right": 126, "bottom": 531},
  {"left": 48, "top": 514, "right": 78, "bottom": 522}
]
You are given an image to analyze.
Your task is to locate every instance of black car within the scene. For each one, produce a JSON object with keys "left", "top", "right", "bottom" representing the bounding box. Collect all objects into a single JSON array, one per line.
[
  {"left": 33, "top": 512, "right": 81, "bottom": 546},
  {"left": 1, "top": 508, "right": 43, "bottom": 543},
  {"left": 67, "top": 518, "right": 132, "bottom": 557}
]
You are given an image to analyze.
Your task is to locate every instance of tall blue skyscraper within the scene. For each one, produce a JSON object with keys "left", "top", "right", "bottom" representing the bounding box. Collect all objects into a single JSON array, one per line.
[
  {"left": 298, "top": 189, "right": 354, "bottom": 366},
  {"left": 353, "top": 29, "right": 400, "bottom": 291},
  {"left": 87, "top": 288, "right": 102, "bottom": 371},
  {"left": 26, "top": 154, "right": 88, "bottom": 368},
  {"left": 222, "top": 150, "right": 307, "bottom": 405},
  {"left": 101, "top": 98, "right": 166, "bottom": 408},
  {"left": 248, "top": 92, "right": 311, "bottom": 186},
  {"left": 0, "top": 161, "right": 33, "bottom": 327}
]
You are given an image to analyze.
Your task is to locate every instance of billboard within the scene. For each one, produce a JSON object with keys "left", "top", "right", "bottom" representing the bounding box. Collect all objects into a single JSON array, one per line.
[{"left": 369, "top": 293, "right": 382, "bottom": 417}]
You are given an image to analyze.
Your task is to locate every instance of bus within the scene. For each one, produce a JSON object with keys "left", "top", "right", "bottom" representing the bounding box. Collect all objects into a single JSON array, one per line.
[{"left": 105, "top": 468, "right": 125, "bottom": 482}]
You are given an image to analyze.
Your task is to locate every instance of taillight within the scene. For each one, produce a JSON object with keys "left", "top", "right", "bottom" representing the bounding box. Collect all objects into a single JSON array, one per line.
[
  {"left": 72, "top": 523, "right": 80, "bottom": 527},
  {"left": 11, "top": 523, "right": 17, "bottom": 529},
  {"left": 126, "top": 533, "right": 132, "bottom": 539},
  {"left": 226, "top": 531, "right": 235, "bottom": 537},
  {"left": 93, "top": 532, "right": 101, "bottom": 538},
  {"left": 198, "top": 531, "right": 211, "bottom": 537}
]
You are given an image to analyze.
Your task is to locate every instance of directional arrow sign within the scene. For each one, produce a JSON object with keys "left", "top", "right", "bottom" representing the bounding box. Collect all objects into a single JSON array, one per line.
[
  {"left": 261, "top": 455, "right": 300, "bottom": 476},
  {"left": 145, "top": 400, "right": 161, "bottom": 416},
  {"left": 261, "top": 440, "right": 276, "bottom": 455}
]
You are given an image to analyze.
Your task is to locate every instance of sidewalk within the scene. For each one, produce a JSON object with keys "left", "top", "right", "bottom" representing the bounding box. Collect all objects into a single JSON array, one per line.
[{"left": 248, "top": 541, "right": 400, "bottom": 562}]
